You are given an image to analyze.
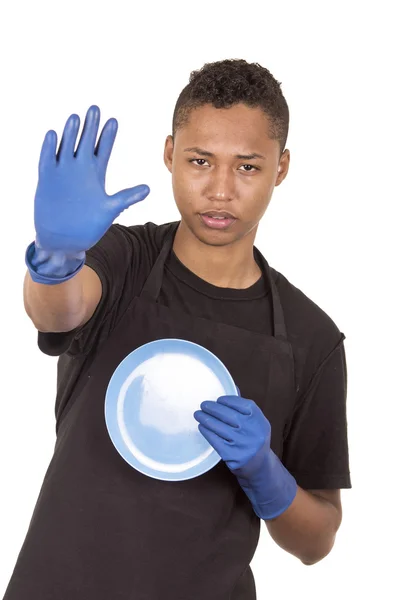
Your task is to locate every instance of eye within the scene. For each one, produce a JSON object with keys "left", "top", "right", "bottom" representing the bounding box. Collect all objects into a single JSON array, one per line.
[
  {"left": 239, "top": 164, "right": 259, "bottom": 172},
  {"left": 189, "top": 158, "right": 208, "bottom": 166}
]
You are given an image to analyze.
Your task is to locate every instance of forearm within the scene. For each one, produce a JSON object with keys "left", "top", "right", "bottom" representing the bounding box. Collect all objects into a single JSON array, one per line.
[
  {"left": 265, "top": 486, "right": 342, "bottom": 565},
  {"left": 23, "top": 268, "right": 86, "bottom": 332}
]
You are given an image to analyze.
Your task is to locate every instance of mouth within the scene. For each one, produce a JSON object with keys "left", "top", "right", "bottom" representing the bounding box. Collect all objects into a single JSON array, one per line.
[{"left": 199, "top": 211, "right": 237, "bottom": 230}]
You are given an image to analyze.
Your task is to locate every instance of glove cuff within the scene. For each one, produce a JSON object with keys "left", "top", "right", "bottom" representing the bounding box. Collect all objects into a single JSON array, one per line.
[
  {"left": 234, "top": 448, "right": 298, "bottom": 521},
  {"left": 25, "top": 241, "right": 86, "bottom": 285}
]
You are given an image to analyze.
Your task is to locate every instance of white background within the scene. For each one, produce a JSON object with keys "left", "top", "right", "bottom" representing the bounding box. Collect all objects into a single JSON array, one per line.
[{"left": 0, "top": 1, "right": 396, "bottom": 597}]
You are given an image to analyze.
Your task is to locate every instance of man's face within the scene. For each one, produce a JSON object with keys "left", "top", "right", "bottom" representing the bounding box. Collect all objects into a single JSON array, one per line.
[{"left": 164, "top": 103, "right": 290, "bottom": 247}]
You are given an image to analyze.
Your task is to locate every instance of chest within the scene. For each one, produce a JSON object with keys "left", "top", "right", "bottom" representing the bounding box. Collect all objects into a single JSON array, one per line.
[{"left": 160, "top": 265, "right": 273, "bottom": 336}]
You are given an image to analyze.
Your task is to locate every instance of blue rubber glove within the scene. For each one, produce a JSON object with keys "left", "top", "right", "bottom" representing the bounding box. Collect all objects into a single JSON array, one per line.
[
  {"left": 26, "top": 105, "right": 150, "bottom": 285},
  {"left": 194, "top": 394, "right": 298, "bottom": 520}
]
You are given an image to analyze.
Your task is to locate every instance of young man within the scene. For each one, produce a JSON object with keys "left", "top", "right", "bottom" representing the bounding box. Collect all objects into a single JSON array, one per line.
[{"left": 5, "top": 59, "right": 351, "bottom": 599}]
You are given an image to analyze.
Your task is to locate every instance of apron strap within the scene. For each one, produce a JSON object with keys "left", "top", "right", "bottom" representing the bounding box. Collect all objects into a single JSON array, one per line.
[
  {"left": 269, "top": 275, "right": 288, "bottom": 342},
  {"left": 253, "top": 248, "right": 288, "bottom": 343},
  {"left": 139, "top": 227, "right": 176, "bottom": 302}
]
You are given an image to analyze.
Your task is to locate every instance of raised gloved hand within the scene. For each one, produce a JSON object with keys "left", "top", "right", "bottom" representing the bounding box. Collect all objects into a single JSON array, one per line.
[
  {"left": 26, "top": 105, "right": 150, "bottom": 284},
  {"left": 194, "top": 393, "right": 297, "bottom": 520}
]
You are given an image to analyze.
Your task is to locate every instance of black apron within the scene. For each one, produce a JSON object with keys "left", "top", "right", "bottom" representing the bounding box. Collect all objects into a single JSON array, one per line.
[{"left": 4, "top": 225, "right": 296, "bottom": 600}]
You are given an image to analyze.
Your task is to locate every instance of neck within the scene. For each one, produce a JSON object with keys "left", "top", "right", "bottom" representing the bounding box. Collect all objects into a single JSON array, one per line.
[{"left": 172, "top": 220, "right": 262, "bottom": 289}]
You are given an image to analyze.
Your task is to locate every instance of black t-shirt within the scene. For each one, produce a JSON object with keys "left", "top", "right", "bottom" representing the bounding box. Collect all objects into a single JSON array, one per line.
[{"left": 38, "top": 221, "right": 351, "bottom": 490}]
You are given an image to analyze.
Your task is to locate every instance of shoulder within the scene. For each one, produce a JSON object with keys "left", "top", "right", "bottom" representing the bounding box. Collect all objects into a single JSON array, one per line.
[
  {"left": 101, "top": 220, "right": 177, "bottom": 256},
  {"left": 85, "top": 220, "right": 178, "bottom": 280},
  {"left": 270, "top": 266, "right": 345, "bottom": 393},
  {"left": 273, "top": 267, "right": 343, "bottom": 339}
]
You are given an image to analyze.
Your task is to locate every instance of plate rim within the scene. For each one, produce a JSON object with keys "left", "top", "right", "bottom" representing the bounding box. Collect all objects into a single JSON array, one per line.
[{"left": 104, "top": 338, "right": 237, "bottom": 481}]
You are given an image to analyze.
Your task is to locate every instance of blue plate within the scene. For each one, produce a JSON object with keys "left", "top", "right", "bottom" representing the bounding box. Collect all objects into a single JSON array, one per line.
[{"left": 104, "top": 338, "right": 238, "bottom": 481}]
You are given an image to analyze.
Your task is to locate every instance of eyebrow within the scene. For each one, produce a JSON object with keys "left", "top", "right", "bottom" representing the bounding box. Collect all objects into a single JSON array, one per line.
[{"left": 183, "top": 146, "right": 266, "bottom": 160}]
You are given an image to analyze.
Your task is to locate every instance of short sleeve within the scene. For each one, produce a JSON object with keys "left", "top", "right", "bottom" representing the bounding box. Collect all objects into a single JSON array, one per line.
[
  {"left": 38, "top": 224, "right": 146, "bottom": 357},
  {"left": 282, "top": 334, "right": 351, "bottom": 490}
]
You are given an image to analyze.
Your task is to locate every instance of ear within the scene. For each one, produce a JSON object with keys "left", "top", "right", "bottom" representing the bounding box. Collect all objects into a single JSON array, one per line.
[{"left": 163, "top": 135, "right": 174, "bottom": 173}]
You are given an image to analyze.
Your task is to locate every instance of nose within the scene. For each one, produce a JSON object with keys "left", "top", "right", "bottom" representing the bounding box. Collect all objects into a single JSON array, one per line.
[{"left": 206, "top": 166, "right": 235, "bottom": 202}]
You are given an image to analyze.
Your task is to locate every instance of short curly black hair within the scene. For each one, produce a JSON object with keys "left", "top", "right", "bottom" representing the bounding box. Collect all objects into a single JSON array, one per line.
[{"left": 172, "top": 58, "right": 289, "bottom": 157}]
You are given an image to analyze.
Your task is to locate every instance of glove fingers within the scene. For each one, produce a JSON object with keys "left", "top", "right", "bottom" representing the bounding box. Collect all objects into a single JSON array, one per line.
[
  {"left": 217, "top": 395, "right": 252, "bottom": 415},
  {"left": 75, "top": 105, "right": 100, "bottom": 157},
  {"left": 95, "top": 117, "right": 118, "bottom": 173},
  {"left": 197, "top": 424, "right": 227, "bottom": 457},
  {"left": 200, "top": 400, "right": 240, "bottom": 428},
  {"left": 57, "top": 114, "right": 80, "bottom": 163},
  {"left": 39, "top": 130, "right": 57, "bottom": 174},
  {"left": 195, "top": 411, "right": 234, "bottom": 442},
  {"left": 111, "top": 185, "right": 150, "bottom": 211}
]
